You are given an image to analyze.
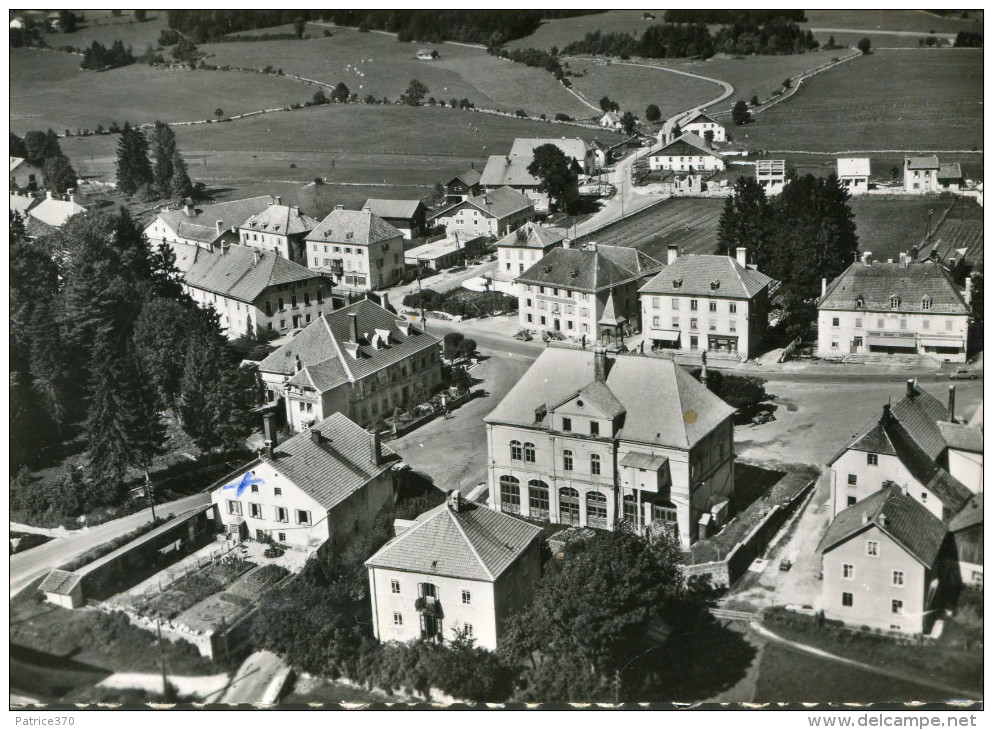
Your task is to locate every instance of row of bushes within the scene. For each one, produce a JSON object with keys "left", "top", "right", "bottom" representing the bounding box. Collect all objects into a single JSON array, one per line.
[
  {"left": 58, "top": 515, "right": 171, "bottom": 572},
  {"left": 402, "top": 288, "right": 518, "bottom": 320}
]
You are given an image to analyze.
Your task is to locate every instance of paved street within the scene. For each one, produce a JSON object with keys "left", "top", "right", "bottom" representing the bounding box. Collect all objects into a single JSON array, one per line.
[{"left": 220, "top": 650, "right": 292, "bottom": 704}]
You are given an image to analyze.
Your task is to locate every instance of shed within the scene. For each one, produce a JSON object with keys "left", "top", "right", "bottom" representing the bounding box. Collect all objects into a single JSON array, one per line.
[{"left": 39, "top": 569, "right": 85, "bottom": 609}]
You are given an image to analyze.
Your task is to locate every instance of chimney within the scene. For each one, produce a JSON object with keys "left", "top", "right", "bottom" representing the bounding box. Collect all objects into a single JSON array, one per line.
[
  {"left": 46, "top": 190, "right": 54, "bottom": 200},
  {"left": 184, "top": 203, "right": 192, "bottom": 216},
  {"left": 253, "top": 250, "right": 260, "bottom": 266},
  {"left": 294, "top": 355, "right": 302, "bottom": 373},
  {"left": 862, "top": 251, "right": 871, "bottom": 264},
  {"left": 593, "top": 346, "right": 607, "bottom": 383},
  {"left": 275, "top": 195, "right": 281, "bottom": 205},
  {"left": 906, "top": 379, "right": 915, "bottom": 397},
  {"left": 447, "top": 489, "right": 461, "bottom": 513},
  {"left": 878, "top": 513, "right": 887, "bottom": 527},
  {"left": 310, "top": 428, "right": 322, "bottom": 445},
  {"left": 588, "top": 240, "right": 598, "bottom": 252},
  {"left": 667, "top": 243, "right": 679, "bottom": 266},
  {"left": 262, "top": 413, "right": 277, "bottom": 458},
  {"left": 821, "top": 278, "right": 827, "bottom": 297},
  {"left": 362, "top": 204, "right": 371, "bottom": 212},
  {"left": 861, "top": 510, "right": 869, "bottom": 525},
  {"left": 562, "top": 238, "right": 571, "bottom": 250},
  {"left": 215, "top": 220, "right": 223, "bottom": 234},
  {"left": 887, "top": 259, "right": 894, "bottom": 264},
  {"left": 899, "top": 252, "right": 907, "bottom": 267},
  {"left": 335, "top": 204, "right": 344, "bottom": 211},
  {"left": 736, "top": 247, "right": 747, "bottom": 268},
  {"left": 369, "top": 429, "right": 382, "bottom": 466},
  {"left": 381, "top": 292, "right": 390, "bottom": 311},
  {"left": 349, "top": 312, "right": 359, "bottom": 343},
  {"left": 948, "top": 385, "right": 956, "bottom": 423},
  {"left": 69, "top": 193, "right": 76, "bottom": 205}
]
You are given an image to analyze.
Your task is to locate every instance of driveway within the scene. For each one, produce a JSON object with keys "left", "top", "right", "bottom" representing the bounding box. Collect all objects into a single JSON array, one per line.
[{"left": 220, "top": 650, "right": 291, "bottom": 704}]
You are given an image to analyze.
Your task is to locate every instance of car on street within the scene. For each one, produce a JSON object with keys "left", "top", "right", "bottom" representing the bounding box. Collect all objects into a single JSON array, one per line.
[{"left": 950, "top": 368, "right": 977, "bottom": 380}]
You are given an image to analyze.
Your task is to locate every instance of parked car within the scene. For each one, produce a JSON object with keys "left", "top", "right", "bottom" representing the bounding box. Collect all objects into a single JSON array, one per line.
[
  {"left": 751, "top": 411, "right": 775, "bottom": 425},
  {"left": 514, "top": 329, "right": 533, "bottom": 342},
  {"left": 950, "top": 368, "right": 977, "bottom": 380}
]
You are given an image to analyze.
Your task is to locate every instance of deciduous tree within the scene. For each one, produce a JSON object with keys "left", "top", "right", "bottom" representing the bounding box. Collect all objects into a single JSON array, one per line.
[
  {"left": 402, "top": 79, "right": 429, "bottom": 105},
  {"left": 526, "top": 143, "right": 579, "bottom": 213},
  {"left": 645, "top": 103, "right": 662, "bottom": 123},
  {"left": 731, "top": 100, "right": 751, "bottom": 126}
]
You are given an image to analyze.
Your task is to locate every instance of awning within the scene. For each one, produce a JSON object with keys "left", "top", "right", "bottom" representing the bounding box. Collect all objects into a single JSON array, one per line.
[
  {"left": 653, "top": 329, "right": 680, "bottom": 342},
  {"left": 919, "top": 337, "right": 963, "bottom": 349},
  {"left": 867, "top": 335, "right": 916, "bottom": 348},
  {"left": 620, "top": 451, "right": 669, "bottom": 471}
]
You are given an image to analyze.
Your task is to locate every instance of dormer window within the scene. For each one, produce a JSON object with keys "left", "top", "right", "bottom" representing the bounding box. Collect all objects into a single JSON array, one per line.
[
  {"left": 710, "top": 280, "right": 720, "bottom": 291},
  {"left": 889, "top": 295, "right": 900, "bottom": 309},
  {"left": 854, "top": 297, "right": 864, "bottom": 309},
  {"left": 672, "top": 278, "right": 683, "bottom": 289},
  {"left": 921, "top": 295, "right": 932, "bottom": 311}
]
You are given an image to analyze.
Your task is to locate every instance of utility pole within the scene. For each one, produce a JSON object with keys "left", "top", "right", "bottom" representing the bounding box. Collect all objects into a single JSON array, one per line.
[
  {"left": 145, "top": 469, "right": 157, "bottom": 522},
  {"left": 156, "top": 618, "right": 169, "bottom": 698},
  {"left": 417, "top": 258, "right": 426, "bottom": 330}
]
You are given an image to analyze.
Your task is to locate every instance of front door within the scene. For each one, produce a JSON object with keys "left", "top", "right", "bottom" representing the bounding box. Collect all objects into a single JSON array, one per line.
[
  {"left": 292, "top": 314, "right": 300, "bottom": 328},
  {"left": 554, "top": 318, "right": 561, "bottom": 331},
  {"left": 851, "top": 336, "right": 863, "bottom": 354}
]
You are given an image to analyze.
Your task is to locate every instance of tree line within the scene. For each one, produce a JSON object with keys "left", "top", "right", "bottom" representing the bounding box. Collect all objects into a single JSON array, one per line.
[
  {"left": 10, "top": 208, "right": 263, "bottom": 523},
  {"left": 116, "top": 121, "right": 196, "bottom": 200},
  {"left": 663, "top": 9, "right": 806, "bottom": 23},
  {"left": 9, "top": 129, "right": 77, "bottom": 194}
]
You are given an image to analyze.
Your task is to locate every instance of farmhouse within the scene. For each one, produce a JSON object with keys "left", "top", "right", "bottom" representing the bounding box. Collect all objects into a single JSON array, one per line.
[
  {"left": 649, "top": 133, "right": 725, "bottom": 172},
  {"left": 9, "top": 192, "right": 38, "bottom": 218},
  {"left": 494, "top": 222, "right": 566, "bottom": 283},
  {"left": 837, "top": 158, "right": 871, "bottom": 196},
  {"left": 599, "top": 111, "right": 622, "bottom": 130},
  {"left": 239, "top": 199, "right": 319, "bottom": 265},
  {"left": 432, "top": 187, "right": 534, "bottom": 239},
  {"left": 445, "top": 169, "right": 483, "bottom": 204},
  {"left": 904, "top": 156, "right": 939, "bottom": 194},
  {"left": 755, "top": 160, "right": 786, "bottom": 196},
  {"left": 516, "top": 242, "right": 664, "bottom": 341},
  {"left": 639, "top": 246, "right": 777, "bottom": 360},
  {"left": 818, "top": 483, "right": 947, "bottom": 635},
  {"left": 168, "top": 241, "right": 330, "bottom": 339},
  {"left": 680, "top": 111, "right": 726, "bottom": 144},
  {"left": 362, "top": 198, "right": 427, "bottom": 240},
  {"left": 937, "top": 163, "right": 964, "bottom": 192},
  {"left": 305, "top": 205, "right": 406, "bottom": 292},
  {"left": 256, "top": 298, "right": 442, "bottom": 432},
  {"left": 947, "top": 493, "right": 983, "bottom": 587},
  {"left": 144, "top": 196, "right": 275, "bottom": 250},
  {"left": 9, "top": 156, "right": 43, "bottom": 190},
  {"left": 484, "top": 347, "right": 737, "bottom": 547},
  {"left": 365, "top": 490, "right": 543, "bottom": 651},
  {"left": 211, "top": 412, "right": 399, "bottom": 551},
  {"left": 481, "top": 138, "right": 594, "bottom": 210},
  {"left": 509, "top": 137, "right": 594, "bottom": 173},
  {"left": 404, "top": 234, "right": 488, "bottom": 272},
  {"left": 816, "top": 259, "right": 969, "bottom": 362}
]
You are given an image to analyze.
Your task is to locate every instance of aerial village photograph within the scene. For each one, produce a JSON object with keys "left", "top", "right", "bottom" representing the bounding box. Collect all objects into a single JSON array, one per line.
[{"left": 8, "top": 6, "right": 985, "bottom": 716}]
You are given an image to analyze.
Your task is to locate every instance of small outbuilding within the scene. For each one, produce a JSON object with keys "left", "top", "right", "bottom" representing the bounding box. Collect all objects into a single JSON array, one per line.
[{"left": 39, "top": 569, "right": 85, "bottom": 609}]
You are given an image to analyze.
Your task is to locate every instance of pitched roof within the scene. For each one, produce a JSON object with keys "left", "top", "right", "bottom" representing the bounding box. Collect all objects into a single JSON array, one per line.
[
  {"left": 517, "top": 245, "right": 663, "bottom": 292},
  {"left": 949, "top": 493, "right": 983, "bottom": 532},
  {"left": 837, "top": 157, "right": 871, "bottom": 177},
  {"left": 362, "top": 198, "right": 424, "bottom": 221},
  {"left": 620, "top": 451, "right": 669, "bottom": 471},
  {"left": 485, "top": 349, "right": 736, "bottom": 450},
  {"left": 495, "top": 222, "right": 566, "bottom": 250},
  {"left": 28, "top": 196, "right": 86, "bottom": 228},
  {"left": 906, "top": 156, "right": 939, "bottom": 170},
  {"left": 640, "top": 254, "right": 776, "bottom": 299},
  {"left": 9, "top": 193, "right": 38, "bottom": 216},
  {"left": 598, "top": 288, "right": 627, "bottom": 326},
  {"left": 600, "top": 111, "right": 621, "bottom": 124},
  {"left": 817, "top": 484, "right": 947, "bottom": 567},
  {"left": 241, "top": 203, "right": 318, "bottom": 237},
  {"left": 257, "top": 299, "right": 441, "bottom": 384},
  {"left": 39, "top": 569, "right": 82, "bottom": 595},
  {"left": 365, "top": 499, "right": 543, "bottom": 581},
  {"left": 250, "top": 412, "right": 399, "bottom": 510},
  {"left": 479, "top": 155, "right": 540, "bottom": 189},
  {"left": 439, "top": 187, "right": 533, "bottom": 221},
  {"left": 305, "top": 207, "right": 403, "bottom": 246},
  {"left": 827, "top": 419, "right": 896, "bottom": 465},
  {"left": 652, "top": 132, "right": 723, "bottom": 159},
  {"left": 157, "top": 196, "right": 274, "bottom": 245},
  {"left": 937, "top": 421, "right": 983, "bottom": 453},
  {"left": 448, "top": 169, "right": 481, "bottom": 187},
  {"left": 938, "top": 163, "right": 963, "bottom": 180},
  {"left": 683, "top": 111, "right": 721, "bottom": 127},
  {"left": 551, "top": 379, "right": 627, "bottom": 419},
  {"left": 182, "top": 243, "right": 322, "bottom": 304},
  {"left": 509, "top": 137, "right": 590, "bottom": 163},
  {"left": 890, "top": 385, "right": 950, "bottom": 461},
  {"left": 818, "top": 262, "right": 969, "bottom": 314}
]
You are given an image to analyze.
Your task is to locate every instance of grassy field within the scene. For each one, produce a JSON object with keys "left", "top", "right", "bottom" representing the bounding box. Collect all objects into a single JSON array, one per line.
[
  {"left": 10, "top": 48, "right": 319, "bottom": 134},
  {"left": 848, "top": 197, "right": 953, "bottom": 261},
  {"left": 739, "top": 49, "right": 983, "bottom": 153},
  {"left": 199, "top": 27, "right": 593, "bottom": 119},
  {"left": 802, "top": 9, "right": 982, "bottom": 34},
  {"left": 40, "top": 9, "right": 170, "bottom": 51},
  {"left": 505, "top": 10, "right": 668, "bottom": 53}
]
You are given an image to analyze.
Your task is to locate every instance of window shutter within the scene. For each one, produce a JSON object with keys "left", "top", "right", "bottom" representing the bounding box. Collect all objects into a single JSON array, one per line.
[
  {"left": 420, "top": 613, "right": 427, "bottom": 634},
  {"left": 418, "top": 582, "right": 425, "bottom": 598}
]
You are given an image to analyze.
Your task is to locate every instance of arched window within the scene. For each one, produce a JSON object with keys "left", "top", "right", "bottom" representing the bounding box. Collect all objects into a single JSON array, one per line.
[
  {"left": 528, "top": 480, "right": 549, "bottom": 520},
  {"left": 562, "top": 450, "right": 574, "bottom": 471},
  {"left": 586, "top": 492, "right": 608, "bottom": 528},
  {"left": 559, "top": 487, "right": 580, "bottom": 526},
  {"left": 510, "top": 440, "right": 522, "bottom": 461},
  {"left": 523, "top": 442, "right": 536, "bottom": 463},
  {"left": 854, "top": 296, "right": 864, "bottom": 309},
  {"left": 921, "top": 295, "right": 932, "bottom": 311},
  {"left": 622, "top": 494, "right": 639, "bottom": 525},
  {"left": 590, "top": 453, "right": 601, "bottom": 476},
  {"left": 499, "top": 476, "right": 521, "bottom": 515}
]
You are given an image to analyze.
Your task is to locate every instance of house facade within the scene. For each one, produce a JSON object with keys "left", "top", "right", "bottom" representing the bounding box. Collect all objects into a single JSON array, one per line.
[
  {"left": 239, "top": 200, "right": 318, "bottom": 265},
  {"left": 649, "top": 133, "right": 725, "bottom": 172},
  {"left": 143, "top": 196, "right": 275, "bottom": 250},
  {"left": 365, "top": 491, "right": 543, "bottom": 651},
  {"left": 937, "top": 163, "right": 964, "bottom": 193},
  {"left": 362, "top": 198, "right": 427, "bottom": 240},
  {"left": 445, "top": 170, "right": 483, "bottom": 204},
  {"left": 904, "top": 156, "right": 939, "bottom": 194},
  {"left": 494, "top": 222, "right": 566, "bottom": 283},
  {"left": 755, "top": 160, "right": 786, "bottom": 196},
  {"left": 210, "top": 412, "right": 399, "bottom": 551},
  {"left": 948, "top": 494, "right": 983, "bottom": 587},
  {"left": 9, "top": 156, "right": 44, "bottom": 190},
  {"left": 484, "top": 348, "right": 737, "bottom": 547},
  {"left": 257, "top": 298, "right": 443, "bottom": 432},
  {"left": 816, "top": 260, "right": 970, "bottom": 362},
  {"left": 681, "top": 112, "right": 726, "bottom": 143},
  {"left": 516, "top": 243, "right": 664, "bottom": 341},
  {"left": 599, "top": 111, "right": 622, "bottom": 130},
  {"left": 305, "top": 205, "right": 405, "bottom": 292},
  {"left": 838, "top": 158, "right": 871, "bottom": 196},
  {"left": 819, "top": 484, "right": 946, "bottom": 635},
  {"left": 432, "top": 187, "right": 533, "bottom": 239},
  {"left": 640, "top": 247, "right": 776, "bottom": 360}
]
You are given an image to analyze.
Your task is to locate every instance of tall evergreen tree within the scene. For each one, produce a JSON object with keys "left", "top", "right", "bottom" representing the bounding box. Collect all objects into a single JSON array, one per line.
[
  {"left": 170, "top": 151, "right": 193, "bottom": 200},
  {"left": 717, "top": 177, "right": 773, "bottom": 268},
  {"left": 150, "top": 121, "right": 177, "bottom": 196},
  {"left": 10, "top": 132, "right": 27, "bottom": 159},
  {"left": 28, "top": 299, "right": 71, "bottom": 439},
  {"left": 116, "top": 123, "right": 154, "bottom": 195},
  {"left": 42, "top": 155, "right": 78, "bottom": 194}
]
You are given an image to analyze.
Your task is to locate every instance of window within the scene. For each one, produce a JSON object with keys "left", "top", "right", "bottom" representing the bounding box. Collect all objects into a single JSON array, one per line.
[
  {"left": 867, "top": 453, "right": 878, "bottom": 466},
  {"left": 892, "top": 571, "right": 904, "bottom": 586},
  {"left": 276, "top": 507, "right": 288, "bottom": 523},
  {"left": 463, "top": 624, "right": 473, "bottom": 638},
  {"left": 672, "top": 317, "right": 680, "bottom": 328},
  {"left": 393, "top": 612, "right": 403, "bottom": 626},
  {"left": 921, "top": 296, "right": 932, "bottom": 311},
  {"left": 523, "top": 442, "right": 536, "bottom": 463},
  {"left": 562, "top": 417, "right": 572, "bottom": 432},
  {"left": 690, "top": 318, "right": 698, "bottom": 330},
  {"left": 499, "top": 476, "right": 521, "bottom": 515},
  {"left": 623, "top": 494, "right": 639, "bottom": 524},
  {"left": 921, "top": 492, "right": 928, "bottom": 504},
  {"left": 855, "top": 297, "right": 864, "bottom": 309},
  {"left": 672, "top": 299, "right": 680, "bottom": 310},
  {"left": 843, "top": 564, "right": 854, "bottom": 580},
  {"left": 510, "top": 440, "right": 523, "bottom": 460},
  {"left": 274, "top": 487, "right": 282, "bottom": 497},
  {"left": 590, "top": 421, "right": 600, "bottom": 437},
  {"left": 562, "top": 450, "right": 573, "bottom": 471},
  {"left": 832, "top": 317, "right": 840, "bottom": 327},
  {"left": 855, "top": 318, "right": 863, "bottom": 329},
  {"left": 278, "top": 532, "right": 286, "bottom": 542},
  {"left": 709, "top": 319, "right": 716, "bottom": 331},
  {"left": 462, "top": 589, "right": 472, "bottom": 605},
  {"left": 586, "top": 492, "right": 608, "bottom": 528},
  {"left": 847, "top": 496, "right": 857, "bottom": 506},
  {"left": 590, "top": 453, "right": 601, "bottom": 476},
  {"left": 891, "top": 599, "right": 903, "bottom": 615},
  {"left": 653, "top": 316, "right": 660, "bottom": 327},
  {"left": 709, "top": 301, "right": 717, "bottom": 313},
  {"left": 391, "top": 579, "right": 401, "bottom": 594},
  {"left": 842, "top": 592, "right": 854, "bottom": 607},
  {"left": 249, "top": 503, "right": 262, "bottom": 519},
  {"left": 528, "top": 480, "right": 550, "bottom": 519},
  {"left": 690, "top": 300, "right": 698, "bottom": 311},
  {"left": 899, "top": 319, "right": 908, "bottom": 330},
  {"left": 729, "top": 303, "right": 737, "bottom": 314},
  {"left": 889, "top": 295, "right": 900, "bottom": 309},
  {"left": 866, "top": 540, "right": 879, "bottom": 557},
  {"left": 296, "top": 510, "right": 312, "bottom": 526},
  {"left": 652, "top": 297, "right": 660, "bottom": 309},
  {"left": 559, "top": 487, "right": 580, "bottom": 525},
  {"left": 848, "top": 474, "right": 857, "bottom": 486},
  {"left": 227, "top": 500, "right": 242, "bottom": 516}
]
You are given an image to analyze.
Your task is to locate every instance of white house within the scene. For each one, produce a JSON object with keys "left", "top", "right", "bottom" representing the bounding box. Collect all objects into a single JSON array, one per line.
[
  {"left": 494, "top": 222, "right": 566, "bottom": 283},
  {"left": 365, "top": 490, "right": 543, "bottom": 650},
  {"left": 838, "top": 158, "right": 871, "bottom": 196},
  {"left": 305, "top": 205, "right": 405, "bottom": 292},
  {"left": 144, "top": 196, "right": 276, "bottom": 251},
  {"left": 680, "top": 111, "right": 726, "bottom": 143},
  {"left": 904, "top": 156, "right": 940, "bottom": 194},
  {"left": 816, "top": 259, "right": 970, "bottom": 362},
  {"left": 755, "top": 160, "right": 786, "bottom": 196},
  {"left": 431, "top": 187, "right": 533, "bottom": 239},
  {"left": 23, "top": 191, "right": 87, "bottom": 235},
  {"left": 210, "top": 412, "right": 399, "bottom": 551},
  {"left": 599, "top": 111, "right": 622, "bottom": 130},
  {"left": 239, "top": 200, "right": 319, "bottom": 265},
  {"left": 649, "top": 133, "right": 725, "bottom": 172},
  {"left": 9, "top": 156, "right": 44, "bottom": 190}
]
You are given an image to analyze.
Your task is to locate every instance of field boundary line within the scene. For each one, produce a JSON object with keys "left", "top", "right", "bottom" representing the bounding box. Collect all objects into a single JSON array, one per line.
[{"left": 759, "top": 149, "right": 984, "bottom": 155}]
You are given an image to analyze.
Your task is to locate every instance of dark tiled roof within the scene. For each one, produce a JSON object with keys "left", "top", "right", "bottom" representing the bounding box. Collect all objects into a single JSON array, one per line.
[
  {"left": 495, "top": 222, "right": 566, "bottom": 250},
  {"left": 639, "top": 254, "right": 775, "bottom": 299},
  {"left": 938, "top": 163, "right": 963, "bottom": 180},
  {"left": 949, "top": 493, "right": 983, "bottom": 532},
  {"left": 257, "top": 412, "right": 399, "bottom": 510},
  {"left": 517, "top": 246, "right": 663, "bottom": 292},
  {"left": 306, "top": 208, "right": 404, "bottom": 246},
  {"left": 818, "top": 484, "right": 947, "bottom": 567},
  {"left": 182, "top": 243, "right": 322, "bottom": 304},
  {"left": 509, "top": 137, "right": 590, "bottom": 163},
  {"left": 479, "top": 155, "right": 540, "bottom": 188},
  {"left": 937, "top": 421, "right": 983, "bottom": 453},
  {"left": 242, "top": 203, "right": 319, "bottom": 236},
  {"left": 448, "top": 169, "right": 481, "bottom": 187},
  {"left": 683, "top": 111, "right": 721, "bottom": 127},
  {"left": 818, "top": 262, "right": 968, "bottom": 314},
  {"left": 39, "top": 569, "right": 82, "bottom": 595},
  {"left": 890, "top": 385, "right": 950, "bottom": 461},
  {"left": 158, "top": 196, "right": 274, "bottom": 245},
  {"left": 362, "top": 198, "right": 424, "bottom": 221},
  {"left": 433, "top": 186, "right": 534, "bottom": 221},
  {"left": 485, "top": 349, "right": 735, "bottom": 450},
  {"left": 365, "top": 500, "right": 543, "bottom": 581},
  {"left": 653, "top": 133, "right": 723, "bottom": 159},
  {"left": 906, "top": 156, "right": 939, "bottom": 170},
  {"left": 620, "top": 452, "right": 669, "bottom": 470},
  {"left": 551, "top": 379, "right": 627, "bottom": 419},
  {"left": 827, "top": 419, "right": 896, "bottom": 466}
]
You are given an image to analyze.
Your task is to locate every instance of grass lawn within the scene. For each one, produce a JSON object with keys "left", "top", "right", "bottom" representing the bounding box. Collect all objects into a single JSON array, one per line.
[
  {"left": 802, "top": 9, "right": 983, "bottom": 34},
  {"left": 752, "top": 643, "right": 952, "bottom": 703},
  {"left": 41, "top": 10, "right": 170, "bottom": 51},
  {"left": 200, "top": 27, "right": 592, "bottom": 119},
  {"left": 10, "top": 48, "right": 318, "bottom": 134},
  {"left": 848, "top": 196, "right": 953, "bottom": 262},
  {"left": 505, "top": 10, "right": 668, "bottom": 53},
  {"left": 738, "top": 49, "right": 983, "bottom": 153}
]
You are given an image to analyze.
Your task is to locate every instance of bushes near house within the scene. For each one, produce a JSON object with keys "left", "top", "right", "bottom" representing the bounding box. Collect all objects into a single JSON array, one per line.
[{"left": 402, "top": 287, "right": 517, "bottom": 319}]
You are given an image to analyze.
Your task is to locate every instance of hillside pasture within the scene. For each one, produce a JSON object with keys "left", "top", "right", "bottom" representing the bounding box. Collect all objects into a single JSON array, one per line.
[
  {"left": 738, "top": 50, "right": 983, "bottom": 153},
  {"left": 40, "top": 10, "right": 169, "bottom": 51},
  {"left": 505, "top": 10, "right": 669, "bottom": 53},
  {"left": 847, "top": 197, "right": 952, "bottom": 262},
  {"left": 199, "top": 28, "right": 593, "bottom": 119},
  {"left": 802, "top": 9, "right": 982, "bottom": 34},
  {"left": 10, "top": 48, "right": 318, "bottom": 134}
]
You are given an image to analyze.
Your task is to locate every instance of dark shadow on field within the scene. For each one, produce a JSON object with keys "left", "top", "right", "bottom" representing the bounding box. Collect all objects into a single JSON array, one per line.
[
  {"left": 10, "top": 644, "right": 113, "bottom": 700},
  {"left": 730, "top": 462, "right": 787, "bottom": 513}
]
